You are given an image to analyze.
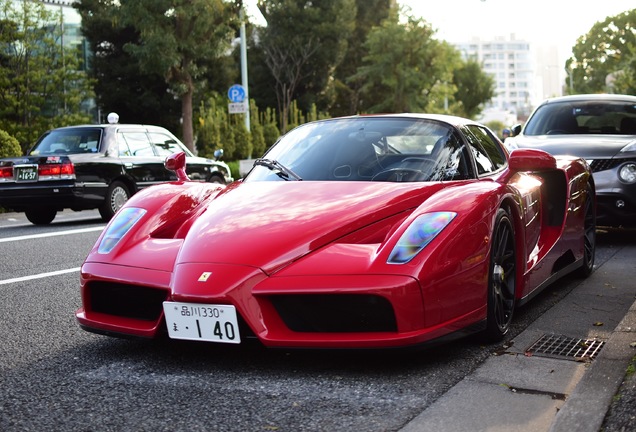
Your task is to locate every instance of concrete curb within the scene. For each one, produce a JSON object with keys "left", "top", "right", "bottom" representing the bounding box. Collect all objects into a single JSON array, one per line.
[{"left": 548, "top": 300, "right": 636, "bottom": 432}]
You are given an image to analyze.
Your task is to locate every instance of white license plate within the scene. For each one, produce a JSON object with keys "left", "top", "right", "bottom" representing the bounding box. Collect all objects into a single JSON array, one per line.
[
  {"left": 15, "top": 165, "right": 38, "bottom": 182},
  {"left": 163, "top": 301, "right": 241, "bottom": 344}
]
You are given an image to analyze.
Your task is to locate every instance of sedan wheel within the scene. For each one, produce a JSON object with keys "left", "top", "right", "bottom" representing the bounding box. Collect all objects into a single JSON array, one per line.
[
  {"left": 484, "top": 208, "right": 516, "bottom": 342},
  {"left": 99, "top": 181, "right": 130, "bottom": 222},
  {"left": 25, "top": 207, "right": 57, "bottom": 225}
]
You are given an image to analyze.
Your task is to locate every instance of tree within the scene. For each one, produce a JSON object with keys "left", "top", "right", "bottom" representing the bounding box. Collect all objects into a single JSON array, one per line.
[
  {"left": 331, "top": 0, "right": 393, "bottom": 116},
  {"left": 0, "top": 0, "right": 93, "bottom": 151},
  {"left": 0, "top": 128, "right": 21, "bottom": 158},
  {"left": 452, "top": 59, "right": 496, "bottom": 119},
  {"left": 567, "top": 9, "right": 636, "bottom": 95},
  {"left": 255, "top": 0, "right": 355, "bottom": 132},
  {"left": 352, "top": 10, "right": 451, "bottom": 113},
  {"left": 74, "top": 0, "right": 181, "bottom": 130},
  {"left": 116, "top": 0, "right": 238, "bottom": 152},
  {"left": 610, "top": 44, "right": 636, "bottom": 95}
]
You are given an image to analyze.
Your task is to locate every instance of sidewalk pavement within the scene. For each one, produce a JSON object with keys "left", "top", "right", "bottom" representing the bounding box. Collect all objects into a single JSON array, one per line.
[{"left": 400, "top": 243, "right": 636, "bottom": 432}]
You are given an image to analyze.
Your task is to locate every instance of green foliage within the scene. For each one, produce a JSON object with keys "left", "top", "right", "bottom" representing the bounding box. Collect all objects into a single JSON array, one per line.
[
  {"left": 484, "top": 121, "right": 506, "bottom": 139},
  {"left": 256, "top": 0, "right": 355, "bottom": 132},
  {"left": 611, "top": 43, "right": 636, "bottom": 95},
  {"left": 116, "top": 0, "right": 239, "bottom": 150},
  {"left": 74, "top": 0, "right": 181, "bottom": 131},
  {"left": 0, "top": 129, "right": 21, "bottom": 158},
  {"left": 196, "top": 95, "right": 329, "bottom": 161},
  {"left": 226, "top": 160, "right": 240, "bottom": 181},
  {"left": 0, "top": 0, "right": 94, "bottom": 152},
  {"left": 567, "top": 9, "right": 636, "bottom": 95},
  {"left": 260, "top": 107, "right": 281, "bottom": 150},
  {"left": 453, "top": 59, "right": 496, "bottom": 119},
  {"left": 353, "top": 9, "right": 453, "bottom": 113},
  {"left": 331, "top": 0, "right": 393, "bottom": 116}
]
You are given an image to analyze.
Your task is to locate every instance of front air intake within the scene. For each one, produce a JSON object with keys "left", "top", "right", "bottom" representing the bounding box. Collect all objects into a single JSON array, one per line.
[{"left": 270, "top": 294, "right": 397, "bottom": 333}]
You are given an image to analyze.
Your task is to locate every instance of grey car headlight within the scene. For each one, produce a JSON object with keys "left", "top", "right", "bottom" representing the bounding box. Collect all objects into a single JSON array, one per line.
[{"left": 618, "top": 163, "right": 636, "bottom": 184}]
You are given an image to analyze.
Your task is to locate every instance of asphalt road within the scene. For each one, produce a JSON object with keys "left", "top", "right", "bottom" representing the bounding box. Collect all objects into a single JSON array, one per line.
[{"left": 0, "top": 210, "right": 632, "bottom": 432}]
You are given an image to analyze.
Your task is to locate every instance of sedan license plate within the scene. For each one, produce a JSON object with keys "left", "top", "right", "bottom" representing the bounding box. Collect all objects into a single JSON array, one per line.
[
  {"left": 163, "top": 301, "right": 241, "bottom": 344},
  {"left": 14, "top": 165, "right": 38, "bottom": 182}
]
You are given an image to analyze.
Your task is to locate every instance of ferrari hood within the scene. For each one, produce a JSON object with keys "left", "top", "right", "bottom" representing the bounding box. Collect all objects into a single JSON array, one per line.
[
  {"left": 511, "top": 134, "right": 636, "bottom": 159},
  {"left": 176, "top": 181, "right": 445, "bottom": 272}
]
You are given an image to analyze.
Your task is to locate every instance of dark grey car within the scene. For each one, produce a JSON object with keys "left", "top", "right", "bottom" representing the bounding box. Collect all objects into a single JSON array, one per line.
[
  {"left": 0, "top": 118, "right": 233, "bottom": 225},
  {"left": 507, "top": 94, "right": 636, "bottom": 227}
]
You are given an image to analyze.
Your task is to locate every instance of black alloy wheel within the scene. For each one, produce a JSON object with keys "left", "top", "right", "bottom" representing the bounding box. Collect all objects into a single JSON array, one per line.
[
  {"left": 25, "top": 207, "right": 57, "bottom": 225},
  {"left": 99, "top": 181, "right": 130, "bottom": 222},
  {"left": 484, "top": 208, "right": 517, "bottom": 342},
  {"left": 576, "top": 184, "right": 596, "bottom": 278}
]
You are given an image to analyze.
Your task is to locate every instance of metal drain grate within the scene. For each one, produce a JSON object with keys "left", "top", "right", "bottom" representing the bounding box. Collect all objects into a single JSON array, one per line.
[{"left": 525, "top": 334, "right": 605, "bottom": 361}]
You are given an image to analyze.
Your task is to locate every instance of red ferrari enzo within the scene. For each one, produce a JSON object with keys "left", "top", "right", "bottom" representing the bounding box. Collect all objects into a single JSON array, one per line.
[{"left": 76, "top": 114, "right": 596, "bottom": 349}]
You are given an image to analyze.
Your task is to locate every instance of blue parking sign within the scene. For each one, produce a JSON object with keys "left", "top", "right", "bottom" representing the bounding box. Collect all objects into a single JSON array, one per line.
[{"left": 228, "top": 85, "right": 246, "bottom": 103}]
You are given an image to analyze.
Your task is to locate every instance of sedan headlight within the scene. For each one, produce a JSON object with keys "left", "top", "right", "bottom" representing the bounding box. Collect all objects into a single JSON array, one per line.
[
  {"left": 618, "top": 163, "right": 636, "bottom": 184},
  {"left": 98, "top": 207, "right": 146, "bottom": 254},
  {"left": 388, "top": 212, "right": 457, "bottom": 264}
]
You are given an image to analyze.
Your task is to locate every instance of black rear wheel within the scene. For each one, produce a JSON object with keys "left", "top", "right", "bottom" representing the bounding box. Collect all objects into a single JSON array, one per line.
[
  {"left": 25, "top": 207, "right": 57, "bottom": 225},
  {"left": 99, "top": 181, "right": 130, "bottom": 221},
  {"left": 484, "top": 208, "right": 516, "bottom": 342}
]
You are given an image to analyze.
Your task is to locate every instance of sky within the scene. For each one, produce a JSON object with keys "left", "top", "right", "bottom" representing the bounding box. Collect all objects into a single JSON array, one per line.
[{"left": 398, "top": 0, "right": 635, "bottom": 55}]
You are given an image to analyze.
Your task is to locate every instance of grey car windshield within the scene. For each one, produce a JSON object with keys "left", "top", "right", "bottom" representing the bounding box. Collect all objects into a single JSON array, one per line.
[
  {"left": 245, "top": 118, "right": 471, "bottom": 182},
  {"left": 524, "top": 100, "right": 636, "bottom": 136}
]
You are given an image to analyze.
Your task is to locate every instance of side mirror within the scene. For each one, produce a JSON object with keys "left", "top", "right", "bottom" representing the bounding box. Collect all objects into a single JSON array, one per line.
[
  {"left": 213, "top": 149, "right": 224, "bottom": 161},
  {"left": 511, "top": 124, "right": 522, "bottom": 136},
  {"left": 509, "top": 148, "right": 557, "bottom": 172},
  {"left": 165, "top": 151, "right": 190, "bottom": 181}
]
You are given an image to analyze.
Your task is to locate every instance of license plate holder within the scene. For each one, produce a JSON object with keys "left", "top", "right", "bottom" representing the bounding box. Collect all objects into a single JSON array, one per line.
[{"left": 163, "top": 301, "right": 241, "bottom": 344}]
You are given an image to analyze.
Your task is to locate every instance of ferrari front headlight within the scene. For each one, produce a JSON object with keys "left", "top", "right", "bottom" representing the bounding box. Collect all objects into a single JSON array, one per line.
[
  {"left": 98, "top": 207, "right": 146, "bottom": 254},
  {"left": 388, "top": 212, "right": 457, "bottom": 264}
]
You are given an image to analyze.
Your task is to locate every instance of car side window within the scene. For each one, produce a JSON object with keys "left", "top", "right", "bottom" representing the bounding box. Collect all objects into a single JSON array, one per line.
[
  {"left": 463, "top": 125, "right": 506, "bottom": 175},
  {"left": 118, "top": 132, "right": 155, "bottom": 157},
  {"left": 149, "top": 132, "right": 185, "bottom": 156}
]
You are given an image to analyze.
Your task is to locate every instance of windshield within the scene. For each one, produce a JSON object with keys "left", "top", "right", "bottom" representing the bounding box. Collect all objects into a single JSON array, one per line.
[
  {"left": 30, "top": 128, "right": 102, "bottom": 155},
  {"left": 245, "top": 117, "right": 471, "bottom": 182},
  {"left": 524, "top": 100, "right": 636, "bottom": 136}
]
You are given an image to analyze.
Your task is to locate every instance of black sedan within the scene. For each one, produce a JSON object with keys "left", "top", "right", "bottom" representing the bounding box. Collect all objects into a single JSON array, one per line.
[
  {"left": 0, "top": 115, "right": 233, "bottom": 224},
  {"left": 506, "top": 94, "right": 636, "bottom": 228}
]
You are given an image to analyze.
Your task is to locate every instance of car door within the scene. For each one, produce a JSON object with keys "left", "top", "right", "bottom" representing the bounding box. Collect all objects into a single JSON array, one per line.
[
  {"left": 148, "top": 131, "right": 209, "bottom": 182},
  {"left": 117, "top": 130, "right": 169, "bottom": 187}
]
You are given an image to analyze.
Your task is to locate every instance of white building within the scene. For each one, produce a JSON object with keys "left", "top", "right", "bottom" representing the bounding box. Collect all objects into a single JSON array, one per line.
[{"left": 455, "top": 34, "right": 563, "bottom": 123}]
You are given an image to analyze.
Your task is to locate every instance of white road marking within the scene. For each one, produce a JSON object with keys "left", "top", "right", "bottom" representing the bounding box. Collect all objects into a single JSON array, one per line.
[
  {"left": 0, "top": 226, "right": 104, "bottom": 285},
  {"left": 0, "top": 226, "right": 105, "bottom": 243},
  {"left": 0, "top": 267, "right": 81, "bottom": 285}
]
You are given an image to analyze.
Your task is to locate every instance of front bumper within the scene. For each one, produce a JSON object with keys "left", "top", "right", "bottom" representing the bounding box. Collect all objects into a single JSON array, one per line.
[
  {"left": 77, "top": 261, "right": 487, "bottom": 349},
  {"left": 592, "top": 166, "right": 636, "bottom": 227}
]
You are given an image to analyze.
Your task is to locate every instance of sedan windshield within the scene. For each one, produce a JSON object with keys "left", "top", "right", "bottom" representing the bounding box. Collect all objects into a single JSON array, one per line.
[
  {"left": 524, "top": 100, "right": 636, "bottom": 136},
  {"left": 245, "top": 117, "right": 471, "bottom": 182}
]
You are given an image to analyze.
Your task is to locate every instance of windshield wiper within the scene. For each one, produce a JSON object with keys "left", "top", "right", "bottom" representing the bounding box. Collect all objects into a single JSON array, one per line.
[{"left": 253, "top": 158, "right": 303, "bottom": 181}]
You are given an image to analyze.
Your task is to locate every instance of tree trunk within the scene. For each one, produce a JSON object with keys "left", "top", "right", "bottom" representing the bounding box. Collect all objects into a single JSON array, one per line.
[{"left": 181, "top": 89, "right": 194, "bottom": 152}]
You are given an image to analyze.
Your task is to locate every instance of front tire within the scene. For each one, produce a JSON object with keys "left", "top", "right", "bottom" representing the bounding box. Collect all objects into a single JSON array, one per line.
[
  {"left": 208, "top": 174, "right": 225, "bottom": 184},
  {"left": 25, "top": 207, "right": 57, "bottom": 225},
  {"left": 576, "top": 184, "right": 596, "bottom": 278},
  {"left": 484, "top": 208, "right": 517, "bottom": 342},
  {"left": 99, "top": 181, "right": 130, "bottom": 222}
]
